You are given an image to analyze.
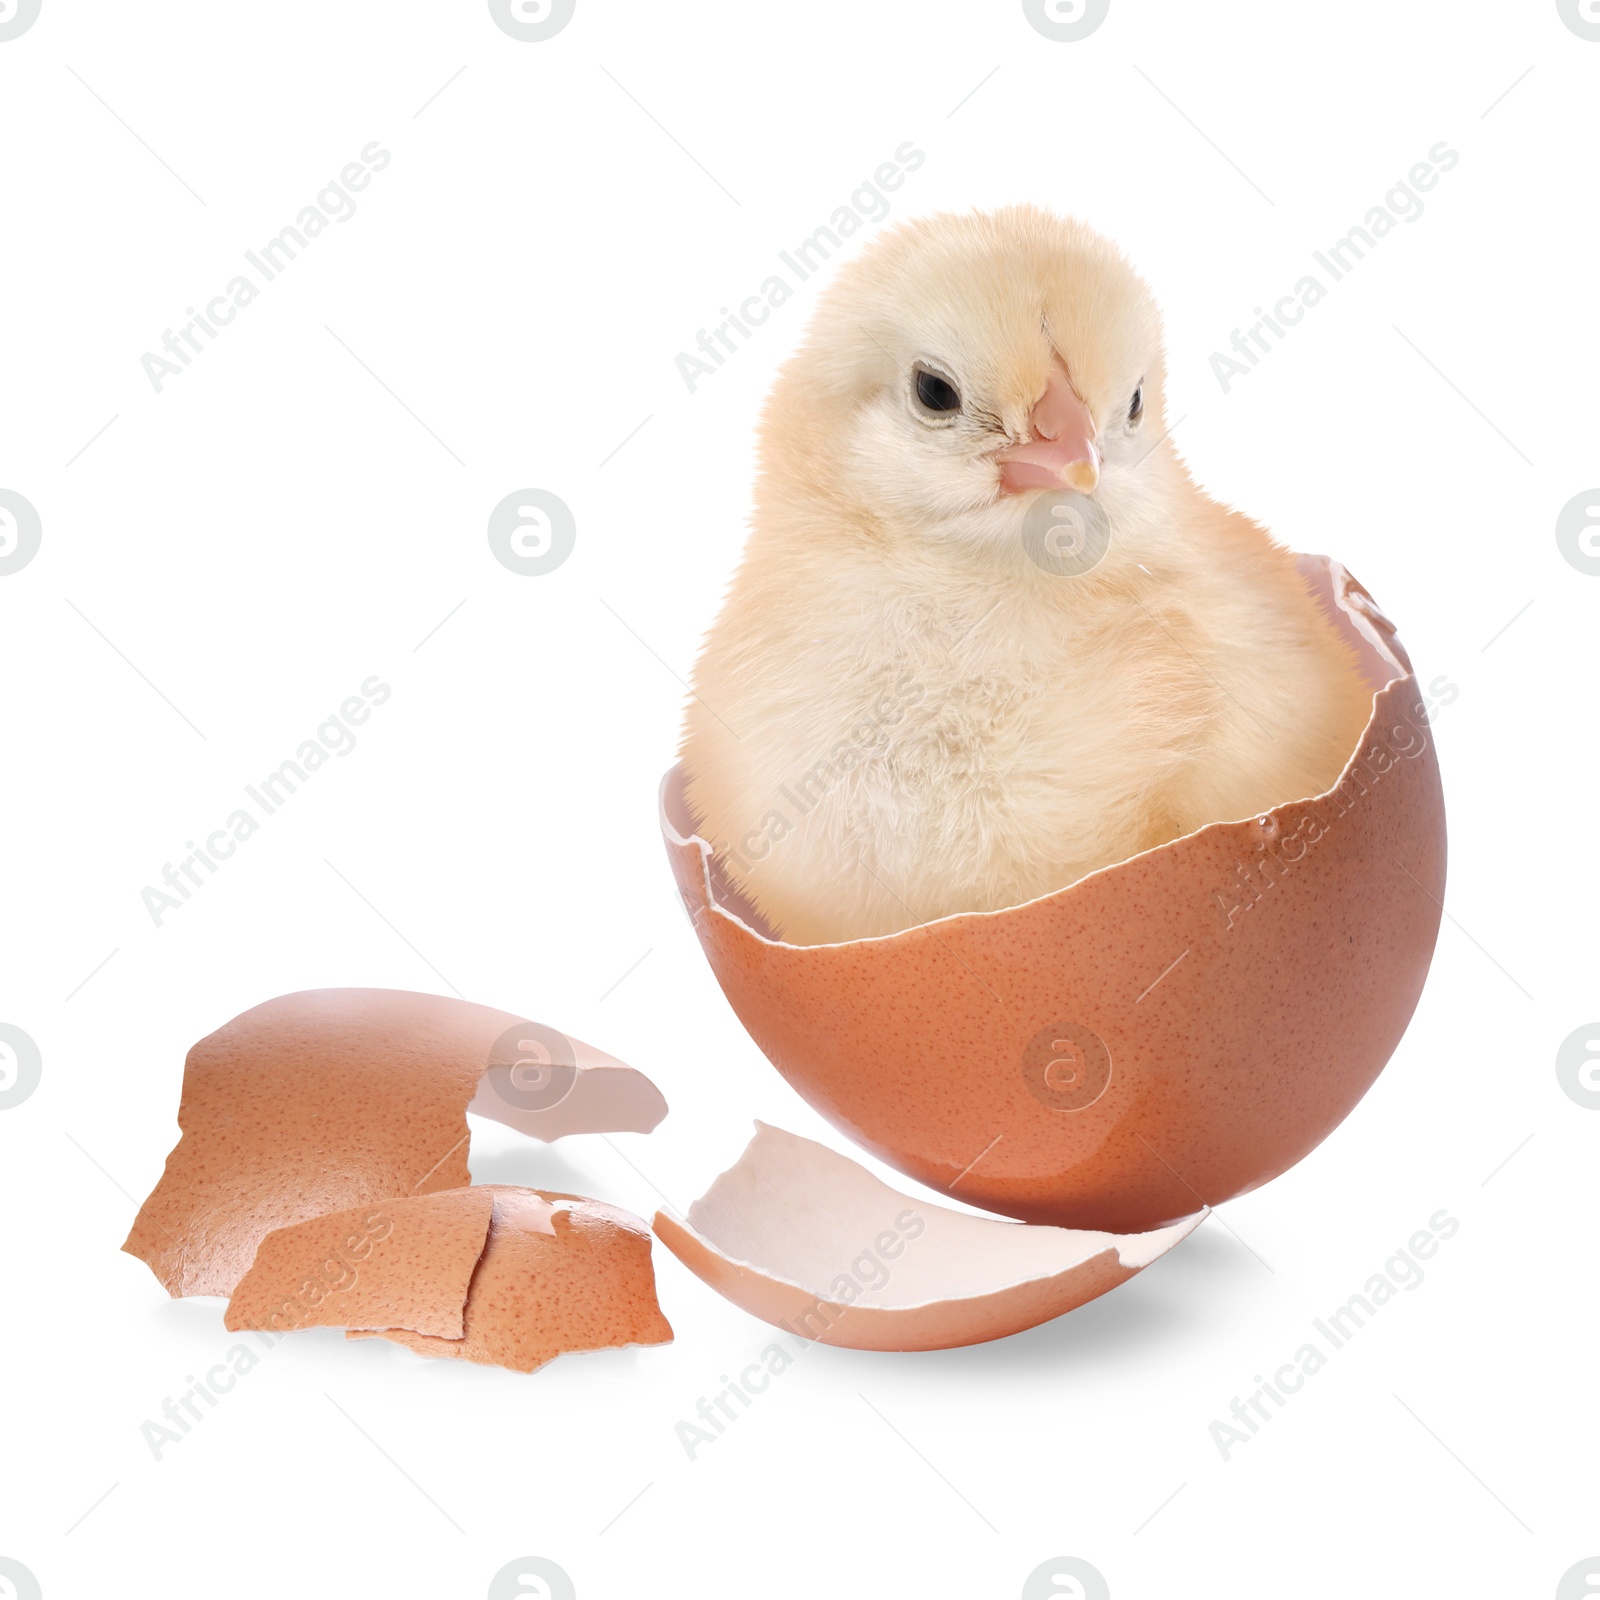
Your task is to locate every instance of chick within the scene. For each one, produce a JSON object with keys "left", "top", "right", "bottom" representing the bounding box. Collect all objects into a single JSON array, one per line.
[{"left": 680, "top": 205, "right": 1373, "bottom": 945}]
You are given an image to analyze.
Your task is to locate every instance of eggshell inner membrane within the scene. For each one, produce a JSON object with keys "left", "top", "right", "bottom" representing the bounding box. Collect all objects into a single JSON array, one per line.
[
  {"left": 123, "top": 989, "right": 669, "bottom": 1298},
  {"left": 654, "top": 1123, "right": 1203, "bottom": 1351}
]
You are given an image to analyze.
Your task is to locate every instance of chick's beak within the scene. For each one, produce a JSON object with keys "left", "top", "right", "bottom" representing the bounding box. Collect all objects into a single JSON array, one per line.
[{"left": 996, "top": 362, "right": 1099, "bottom": 495}]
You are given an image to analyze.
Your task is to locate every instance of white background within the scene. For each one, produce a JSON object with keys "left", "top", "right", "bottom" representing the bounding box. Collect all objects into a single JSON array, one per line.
[{"left": 2, "top": 2, "right": 1596, "bottom": 1597}]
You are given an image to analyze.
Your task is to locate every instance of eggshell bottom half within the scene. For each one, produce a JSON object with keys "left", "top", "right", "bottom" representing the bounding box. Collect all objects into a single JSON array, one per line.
[
  {"left": 654, "top": 1124, "right": 1203, "bottom": 1351},
  {"left": 663, "top": 559, "right": 1446, "bottom": 1232},
  {"left": 123, "top": 988, "right": 668, "bottom": 1298},
  {"left": 348, "top": 1187, "right": 673, "bottom": 1373}
]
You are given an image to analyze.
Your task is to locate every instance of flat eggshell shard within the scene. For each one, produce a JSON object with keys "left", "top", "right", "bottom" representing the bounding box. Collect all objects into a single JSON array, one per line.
[
  {"left": 349, "top": 1186, "right": 673, "bottom": 1373},
  {"left": 224, "top": 1187, "right": 495, "bottom": 1339},
  {"left": 662, "top": 558, "right": 1446, "bottom": 1232},
  {"left": 653, "top": 1124, "right": 1203, "bottom": 1351},
  {"left": 123, "top": 989, "right": 668, "bottom": 1298}
]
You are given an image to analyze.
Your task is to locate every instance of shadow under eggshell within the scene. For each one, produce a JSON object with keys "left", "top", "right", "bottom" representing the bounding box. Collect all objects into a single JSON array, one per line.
[{"left": 662, "top": 558, "right": 1446, "bottom": 1233}]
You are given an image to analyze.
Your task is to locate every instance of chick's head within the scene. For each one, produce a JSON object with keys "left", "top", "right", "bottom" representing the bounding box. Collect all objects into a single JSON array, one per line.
[{"left": 774, "top": 205, "right": 1170, "bottom": 551}]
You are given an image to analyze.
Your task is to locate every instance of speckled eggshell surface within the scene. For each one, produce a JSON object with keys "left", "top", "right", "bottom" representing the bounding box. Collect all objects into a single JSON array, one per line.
[
  {"left": 124, "top": 989, "right": 667, "bottom": 1298},
  {"left": 349, "top": 1187, "right": 674, "bottom": 1373},
  {"left": 224, "top": 1188, "right": 497, "bottom": 1339},
  {"left": 662, "top": 559, "right": 1446, "bottom": 1233}
]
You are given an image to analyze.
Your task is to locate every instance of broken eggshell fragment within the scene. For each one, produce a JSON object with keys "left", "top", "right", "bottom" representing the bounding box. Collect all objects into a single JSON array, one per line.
[
  {"left": 348, "top": 1186, "right": 673, "bottom": 1373},
  {"left": 662, "top": 559, "right": 1446, "bottom": 1233},
  {"left": 224, "top": 1187, "right": 497, "bottom": 1340},
  {"left": 654, "top": 1124, "right": 1204, "bottom": 1352},
  {"left": 124, "top": 989, "right": 667, "bottom": 1298}
]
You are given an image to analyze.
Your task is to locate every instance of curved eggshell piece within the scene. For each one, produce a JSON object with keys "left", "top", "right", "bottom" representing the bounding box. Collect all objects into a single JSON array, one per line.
[
  {"left": 654, "top": 1124, "right": 1203, "bottom": 1352},
  {"left": 224, "top": 1188, "right": 497, "bottom": 1339},
  {"left": 349, "top": 1187, "right": 673, "bottom": 1373},
  {"left": 662, "top": 559, "right": 1446, "bottom": 1232},
  {"left": 123, "top": 989, "right": 667, "bottom": 1298}
]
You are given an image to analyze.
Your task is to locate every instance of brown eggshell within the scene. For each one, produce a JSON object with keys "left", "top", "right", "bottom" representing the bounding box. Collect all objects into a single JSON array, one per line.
[
  {"left": 662, "top": 558, "right": 1446, "bottom": 1232},
  {"left": 124, "top": 989, "right": 668, "bottom": 1298},
  {"left": 653, "top": 1124, "right": 1203, "bottom": 1351},
  {"left": 349, "top": 1186, "right": 673, "bottom": 1373},
  {"left": 224, "top": 1188, "right": 496, "bottom": 1339}
]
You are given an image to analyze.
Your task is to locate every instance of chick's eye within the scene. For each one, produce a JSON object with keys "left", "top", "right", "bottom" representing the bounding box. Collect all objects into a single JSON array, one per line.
[
  {"left": 915, "top": 368, "right": 961, "bottom": 414},
  {"left": 1128, "top": 385, "right": 1144, "bottom": 424}
]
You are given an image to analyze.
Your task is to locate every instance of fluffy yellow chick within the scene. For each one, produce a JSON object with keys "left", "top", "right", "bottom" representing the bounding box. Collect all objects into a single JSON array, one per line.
[{"left": 680, "top": 205, "right": 1373, "bottom": 945}]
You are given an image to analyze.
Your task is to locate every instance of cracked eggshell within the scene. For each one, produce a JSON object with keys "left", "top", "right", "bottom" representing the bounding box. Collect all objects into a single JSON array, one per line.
[
  {"left": 349, "top": 1186, "right": 673, "bottom": 1373},
  {"left": 663, "top": 559, "right": 1446, "bottom": 1232},
  {"left": 654, "top": 1124, "right": 1203, "bottom": 1351},
  {"left": 124, "top": 989, "right": 667, "bottom": 1298},
  {"left": 224, "top": 1188, "right": 497, "bottom": 1339}
]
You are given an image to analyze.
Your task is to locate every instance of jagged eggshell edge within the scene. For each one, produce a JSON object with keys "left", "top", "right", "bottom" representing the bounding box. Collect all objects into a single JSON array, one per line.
[
  {"left": 124, "top": 989, "right": 668, "bottom": 1297},
  {"left": 654, "top": 1123, "right": 1203, "bottom": 1352}
]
